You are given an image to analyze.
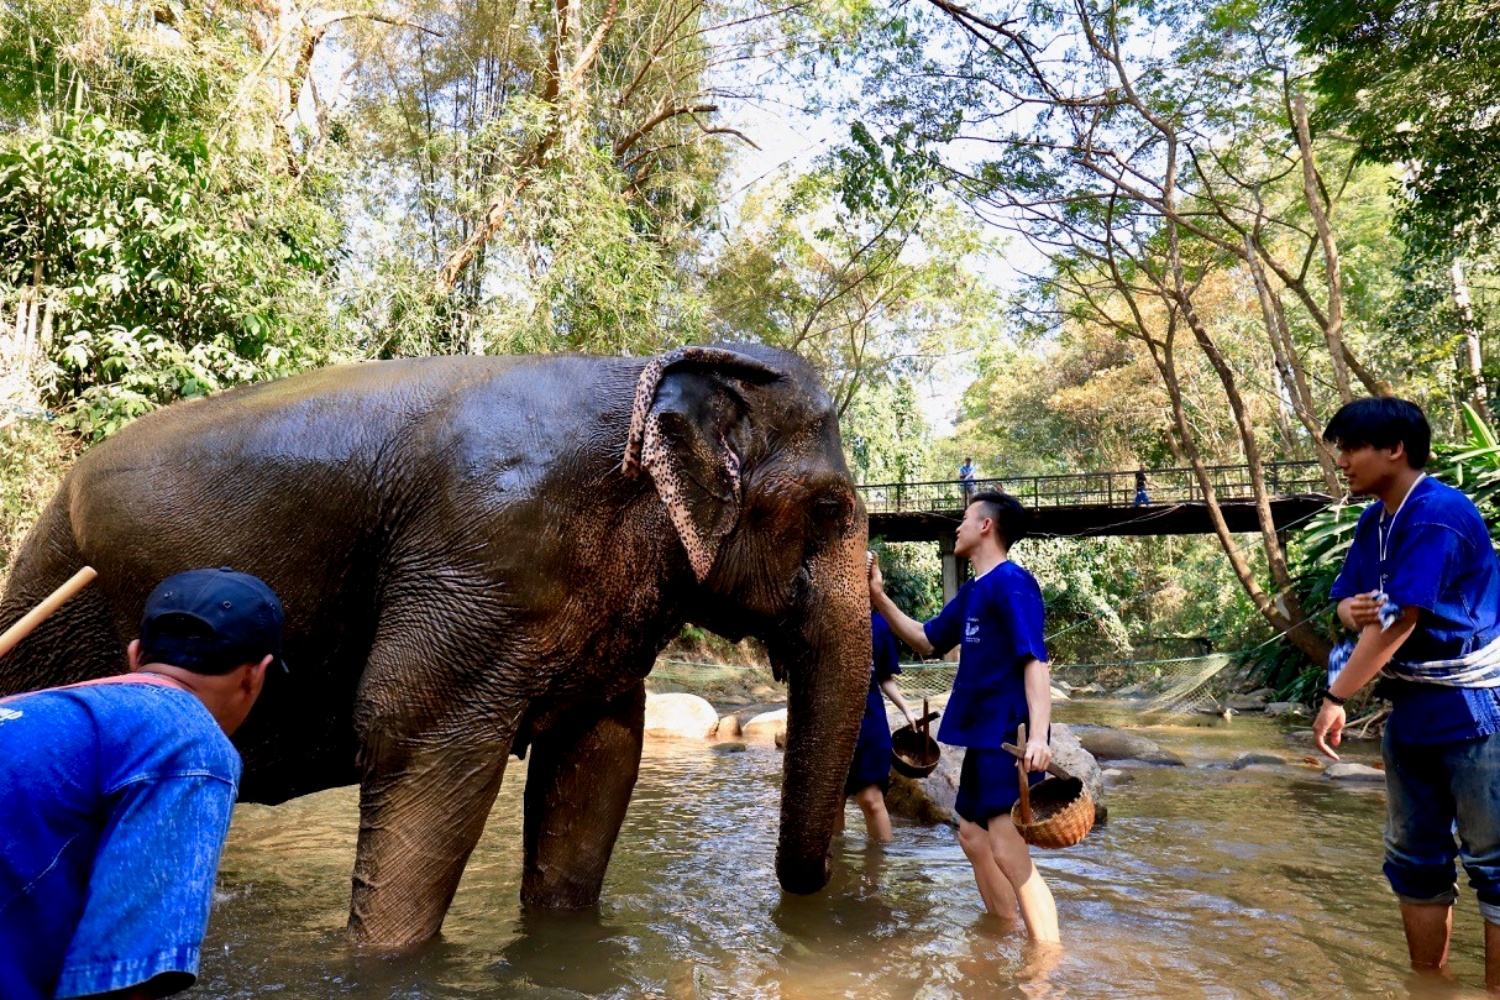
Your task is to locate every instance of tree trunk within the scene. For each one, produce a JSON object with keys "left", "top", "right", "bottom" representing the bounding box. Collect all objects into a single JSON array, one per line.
[
  {"left": 1450, "top": 256, "right": 1491, "bottom": 423},
  {"left": 1243, "top": 238, "right": 1342, "bottom": 493},
  {"left": 1291, "top": 93, "right": 1353, "bottom": 405}
]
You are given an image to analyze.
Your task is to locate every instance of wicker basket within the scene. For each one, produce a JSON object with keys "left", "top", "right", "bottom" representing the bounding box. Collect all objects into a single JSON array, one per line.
[
  {"left": 1008, "top": 724, "right": 1094, "bottom": 849},
  {"left": 1012, "top": 775, "right": 1094, "bottom": 849}
]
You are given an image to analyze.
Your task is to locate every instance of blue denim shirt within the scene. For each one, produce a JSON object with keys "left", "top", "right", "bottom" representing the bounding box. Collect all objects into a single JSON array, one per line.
[
  {"left": 0, "top": 680, "right": 241, "bottom": 999},
  {"left": 1331, "top": 477, "right": 1500, "bottom": 744},
  {"left": 926, "top": 561, "right": 1047, "bottom": 748}
]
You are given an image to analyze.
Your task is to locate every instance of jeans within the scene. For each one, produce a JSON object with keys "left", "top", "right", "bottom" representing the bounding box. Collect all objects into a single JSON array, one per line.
[{"left": 1383, "top": 728, "right": 1500, "bottom": 923}]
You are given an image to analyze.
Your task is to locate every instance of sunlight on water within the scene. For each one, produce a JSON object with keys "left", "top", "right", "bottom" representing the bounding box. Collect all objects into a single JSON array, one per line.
[{"left": 197, "top": 706, "right": 1494, "bottom": 999}]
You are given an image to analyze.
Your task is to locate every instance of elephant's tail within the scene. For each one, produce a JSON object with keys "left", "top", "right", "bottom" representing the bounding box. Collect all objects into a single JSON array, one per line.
[{"left": 0, "top": 485, "right": 124, "bottom": 695}]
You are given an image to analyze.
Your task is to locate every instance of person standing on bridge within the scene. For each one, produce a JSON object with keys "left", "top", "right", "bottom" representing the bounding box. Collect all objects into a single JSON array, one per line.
[
  {"left": 868, "top": 490, "right": 1059, "bottom": 943},
  {"left": 959, "top": 457, "right": 978, "bottom": 506},
  {"left": 1313, "top": 397, "right": 1500, "bottom": 992}
]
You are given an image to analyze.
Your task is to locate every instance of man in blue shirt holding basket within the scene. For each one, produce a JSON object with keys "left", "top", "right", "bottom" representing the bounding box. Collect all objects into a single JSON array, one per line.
[
  {"left": 869, "top": 490, "right": 1059, "bottom": 943},
  {"left": 1314, "top": 397, "right": 1500, "bottom": 991}
]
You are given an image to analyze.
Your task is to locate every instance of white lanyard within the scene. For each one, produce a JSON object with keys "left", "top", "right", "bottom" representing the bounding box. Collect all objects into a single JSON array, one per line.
[{"left": 1377, "top": 474, "right": 1426, "bottom": 591}]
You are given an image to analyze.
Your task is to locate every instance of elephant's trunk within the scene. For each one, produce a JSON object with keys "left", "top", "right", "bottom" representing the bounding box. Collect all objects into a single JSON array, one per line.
[{"left": 769, "top": 530, "right": 871, "bottom": 895}]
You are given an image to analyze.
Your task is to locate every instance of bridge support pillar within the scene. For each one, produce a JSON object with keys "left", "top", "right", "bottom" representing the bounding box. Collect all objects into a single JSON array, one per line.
[{"left": 938, "top": 535, "right": 964, "bottom": 663}]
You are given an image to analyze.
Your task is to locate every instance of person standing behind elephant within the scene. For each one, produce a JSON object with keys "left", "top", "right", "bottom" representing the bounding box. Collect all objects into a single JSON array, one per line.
[
  {"left": 0, "top": 568, "right": 282, "bottom": 1000},
  {"left": 839, "top": 609, "right": 916, "bottom": 844},
  {"left": 868, "top": 491, "right": 1060, "bottom": 943}
]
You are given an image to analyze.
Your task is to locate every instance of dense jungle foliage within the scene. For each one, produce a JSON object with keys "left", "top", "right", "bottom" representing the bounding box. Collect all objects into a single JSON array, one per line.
[{"left": 2, "top": 0, "right": 1497, "bottom": 695}]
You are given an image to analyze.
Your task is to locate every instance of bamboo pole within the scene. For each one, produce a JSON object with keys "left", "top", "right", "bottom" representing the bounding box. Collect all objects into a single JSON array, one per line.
[{"left": 0, "top": 567, "right": 98, "bottom": 658}]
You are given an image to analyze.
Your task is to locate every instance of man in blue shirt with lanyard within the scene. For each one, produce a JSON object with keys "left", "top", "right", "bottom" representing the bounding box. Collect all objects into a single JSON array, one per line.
[
  {"left": 0, "top": 567, "right": 283, "bottom": 1000},
  {"left": 869, "top": 491, "right": 1059, "bottom": 942},
  {"left": 1313, "top": 398, "right": 1500, "bottom": 991}
]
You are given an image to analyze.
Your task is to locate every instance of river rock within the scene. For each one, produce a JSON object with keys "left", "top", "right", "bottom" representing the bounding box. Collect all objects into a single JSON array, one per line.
[
  {"left": 1230, "top": 751, "right": 1284, "bottom": 770},
  {"left": 1264, "top": 701, "right": 1308, "bottom": 718},
  {"left": 715, "top": 715, "right": 742, "bottom": 740},
  {"left": 1050, "top": 686, "right": 1071, "bottom": 701},
  {"left": 1073, "top": 726, "right": 1184, "bottom": 765},
  {"left": 643, "top": 692, "right": 719, "bottom": 740},
  {"left": 1225, "top": 692, "right": 1269, "bottom": 711},
  {"left": 1113, "top": 682, "right": 1150, "bottom": 698},
  {"left": 1071, "top": 683, "right": 1104, "bottom": 695},
  {"left": 1325, "top": 762, "right": 1385, "bottom": 782},
  {"left": 884, "top": 722, "right": 1106, "bottom": 827},
  {"left": 742, "top": 708, "right": 788, "bottom": 744}
]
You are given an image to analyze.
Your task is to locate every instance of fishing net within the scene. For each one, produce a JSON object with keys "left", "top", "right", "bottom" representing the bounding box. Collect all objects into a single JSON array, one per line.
[
  {"left": 1140, "top": 653, "right": 1238, "bottom": 715},
  {"left": 898, "top": 663, "right": 959, "bottom": 699}
]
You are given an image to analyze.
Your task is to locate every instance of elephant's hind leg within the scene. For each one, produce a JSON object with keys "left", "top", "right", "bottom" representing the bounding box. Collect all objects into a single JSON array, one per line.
[
  {"left": 521, "top": 682, "right": 645, "bottom": 908},
  {"left": 349, "top": 723, "right": 513, "bottom": 946}
]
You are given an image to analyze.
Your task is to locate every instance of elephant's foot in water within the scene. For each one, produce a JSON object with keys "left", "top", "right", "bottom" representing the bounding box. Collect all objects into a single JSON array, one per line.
[
  {"left": 347, "top": 732, "right": 510, "bottom": 948},
  {"left": 521, "top": 684, "right": 645, "bottom": 908}
]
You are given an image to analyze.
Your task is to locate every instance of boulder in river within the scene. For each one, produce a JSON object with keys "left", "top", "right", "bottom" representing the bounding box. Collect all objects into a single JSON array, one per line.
[
  {"left": 1073, "top": 725, "right": 1185, "bottom": 766},
  {"left": 1325, "top": 762, "right": 1385, "bottom": 782},
  {"left": 1264, "top": 701, "right": 1308, "bottom": 718},
  {"left": 742, "top": 708, "right": 788, "bottom": 744},
  {"left": 643, "top": 692, "right": 719, "bottom": 739},
  {"left": 714, "top": 714, "right": 742, "bottom": 740}
]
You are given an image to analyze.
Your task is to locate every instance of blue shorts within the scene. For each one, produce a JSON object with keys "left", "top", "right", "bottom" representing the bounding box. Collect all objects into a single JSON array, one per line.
[
  {"left": 1383, "top": 729, "right": 1500, "bottom": 923},
  {"left": 954, "top": 747, "right": 1043, "bottom": 828},
  {"left": 845, "top": 739, "right": 892, "bottom": 796}
]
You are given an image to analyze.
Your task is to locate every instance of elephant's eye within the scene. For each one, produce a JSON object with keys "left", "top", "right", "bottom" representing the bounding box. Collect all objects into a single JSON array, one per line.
[{"left": 810, "top": 493, "right": 853, "bottom": 531}]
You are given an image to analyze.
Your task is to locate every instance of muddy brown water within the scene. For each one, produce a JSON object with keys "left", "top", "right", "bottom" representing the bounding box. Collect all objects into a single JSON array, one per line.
[{"left": 197, "top": 701, "right": 1494, "bottom": 998}]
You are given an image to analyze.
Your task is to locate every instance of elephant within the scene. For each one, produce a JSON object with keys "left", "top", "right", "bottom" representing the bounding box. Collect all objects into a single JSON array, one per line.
[{"left": 0, "top": 344, "right": 872, "bottom": 948}]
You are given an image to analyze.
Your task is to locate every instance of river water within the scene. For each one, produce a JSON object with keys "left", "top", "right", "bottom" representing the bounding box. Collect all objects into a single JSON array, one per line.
[{"left": 197, "top": 702, "right": 1493, "bottom": 998}]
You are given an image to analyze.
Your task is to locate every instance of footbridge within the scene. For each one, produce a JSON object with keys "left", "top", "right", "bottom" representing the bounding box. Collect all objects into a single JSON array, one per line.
[
  {"left": 857, "top": 459, "right": 1336, "bottom": 660},
  {"left": 858, "top": 460, "right": 1334, "bottom": 543}
]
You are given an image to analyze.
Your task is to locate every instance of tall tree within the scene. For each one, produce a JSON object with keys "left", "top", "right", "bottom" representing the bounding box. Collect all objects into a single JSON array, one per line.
[
  {"left": 0, "top": 0, "right": 345, "bottom": 437},
  {"left": 832, "top": 0, "right": 1447, "bottom": 662},
  {"left": 1285, "top": 0, "right": 1500, "bottom": 423},
  {"left": 336, "top": 0, "right": 804, "bottom": 356}
]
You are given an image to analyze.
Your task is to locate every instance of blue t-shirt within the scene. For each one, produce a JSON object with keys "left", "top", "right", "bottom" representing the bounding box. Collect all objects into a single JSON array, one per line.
[
  {"left": 857, "top": 613, "right": 903, "bottom": 751},
  {"left": 924, "top": 561, "right": 1048, "bottom": 748},
  {"left": 1330, "top": 476, "right": 1500, "bottom": 744},
  {"left": 0, "top": 680, "right": 242, "bottom": 1000}
]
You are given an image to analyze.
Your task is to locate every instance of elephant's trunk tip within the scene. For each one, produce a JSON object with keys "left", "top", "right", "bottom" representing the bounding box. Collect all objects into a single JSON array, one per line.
[{"left": 775, "top": 852, "right": 832, "bottom": 896}]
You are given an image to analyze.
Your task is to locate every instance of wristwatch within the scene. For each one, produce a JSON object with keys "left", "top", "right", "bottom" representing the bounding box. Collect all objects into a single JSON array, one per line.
[{"left": 1319, "top": 688, "right": 1347, "bottom": 707}]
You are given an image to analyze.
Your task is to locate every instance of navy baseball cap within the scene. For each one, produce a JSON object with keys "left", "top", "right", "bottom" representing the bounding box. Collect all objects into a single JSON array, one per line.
[{"left": 139, "top": 567, "right": 286, "bottom": 675}]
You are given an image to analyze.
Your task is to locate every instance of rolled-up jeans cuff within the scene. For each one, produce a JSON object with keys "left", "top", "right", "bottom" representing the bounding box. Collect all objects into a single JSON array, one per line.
[
  {"left": 1395, "top": 888, "right": 1459, "bottom": 907},
  {"left": 1481, "top": 899, "right": 1500, "bottom": 925}
]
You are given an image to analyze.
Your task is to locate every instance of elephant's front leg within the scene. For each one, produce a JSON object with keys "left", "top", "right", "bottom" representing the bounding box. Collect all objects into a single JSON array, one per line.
[
  {"left": 522, "top": 683, "right": 646, "bottom": 908},
  {"left": 348, "top": 724, "right": 512, "bottom": 946}
]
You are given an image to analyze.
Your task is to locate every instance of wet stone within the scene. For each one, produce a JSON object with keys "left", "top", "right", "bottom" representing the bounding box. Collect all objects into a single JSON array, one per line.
[
  {"left": 741, "top": 708, "right": 787, "bottom": 744},
  {"left": 1325, "top": 762, "right": 1385, "bottom": 782},
  {"left": 1230, "top": 752, "right": 1285, "bottom": 770},
  {"left": 643, "top": 692, "right": 719, "bottom": 740}
]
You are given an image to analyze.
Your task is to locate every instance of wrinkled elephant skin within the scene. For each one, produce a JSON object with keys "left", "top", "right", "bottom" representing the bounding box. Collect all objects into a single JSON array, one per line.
[{"left": 0, "top": 346, "right": 871, "bottom": 948}]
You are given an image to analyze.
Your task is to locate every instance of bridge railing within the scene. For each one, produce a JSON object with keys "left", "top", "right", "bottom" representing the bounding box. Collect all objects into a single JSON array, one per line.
[{"left": 856, "top": 460, "right": 1331, "bottom": 514}]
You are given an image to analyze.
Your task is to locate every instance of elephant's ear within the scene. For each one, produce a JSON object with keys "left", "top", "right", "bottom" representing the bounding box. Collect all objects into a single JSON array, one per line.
[{"left": 622, "top": 347, "right": 785, "bottom": 582}]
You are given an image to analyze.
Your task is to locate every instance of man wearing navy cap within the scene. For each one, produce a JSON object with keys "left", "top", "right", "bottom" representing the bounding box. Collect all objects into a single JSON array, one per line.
[{"left": 0, "top": 567, "right": 283, "bottom": 1000}]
